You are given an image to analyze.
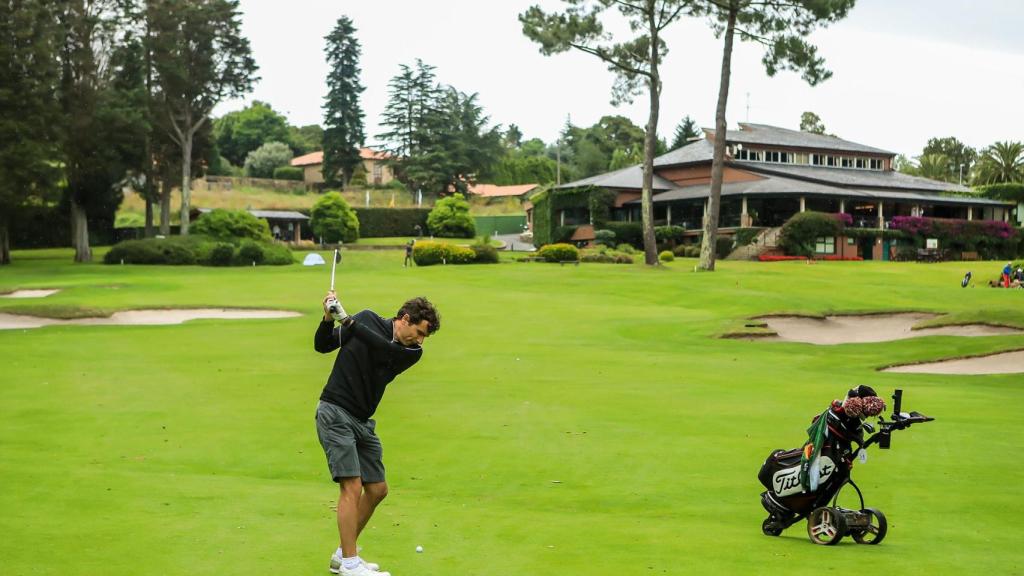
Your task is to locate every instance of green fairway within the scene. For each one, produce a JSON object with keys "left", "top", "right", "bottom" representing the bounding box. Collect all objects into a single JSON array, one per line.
[{"left": 1, "top": 249, "right": 1022, "bottom": 575}]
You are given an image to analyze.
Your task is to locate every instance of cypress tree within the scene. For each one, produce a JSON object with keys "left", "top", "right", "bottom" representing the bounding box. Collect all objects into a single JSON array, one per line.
[{"left": 322, "top": 15, "right": 365, "bottom": 188}]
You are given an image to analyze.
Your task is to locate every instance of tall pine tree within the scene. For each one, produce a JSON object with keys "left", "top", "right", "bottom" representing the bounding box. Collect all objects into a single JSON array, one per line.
[
  {"left": 0, "top": 0, "right": 61, "bottom": 264},
  {"left": 670, "top": 115, "right": 700, "bottom": 149},
  {"left": 147, "top": 0, "right": 257, "bottom": 235},
  {"left": 322, "top": 16, "right": 365, "bottom": 188}
]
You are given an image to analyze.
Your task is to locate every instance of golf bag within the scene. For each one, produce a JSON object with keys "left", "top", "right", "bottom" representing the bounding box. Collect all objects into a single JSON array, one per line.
[
  {"left": 759, "top": 401, "right": 864, "bottom": 520},
  {"left": 758, "top": 387, "right": 933, "bottom": 545}
]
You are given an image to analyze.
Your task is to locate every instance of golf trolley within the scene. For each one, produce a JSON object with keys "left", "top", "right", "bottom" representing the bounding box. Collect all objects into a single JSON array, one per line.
[{"left": 758, "top": 389, "right": 933, "bottom": 545}]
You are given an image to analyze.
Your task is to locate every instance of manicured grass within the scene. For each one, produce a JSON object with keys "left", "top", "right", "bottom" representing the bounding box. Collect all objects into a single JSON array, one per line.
[{"left": 1, "top": 251, "right": 1023, "bottom": 575}]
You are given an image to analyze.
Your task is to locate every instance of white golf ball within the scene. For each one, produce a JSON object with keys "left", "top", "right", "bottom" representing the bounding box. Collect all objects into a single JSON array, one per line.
[{"left": 416, "top": 545, "right": 423, "bottom": 553}]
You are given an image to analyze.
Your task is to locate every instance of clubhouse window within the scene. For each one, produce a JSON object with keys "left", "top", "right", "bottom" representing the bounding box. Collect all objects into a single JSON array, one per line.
[
  {"left": 815, "top": 236, "right": 836, "bottom": 254},
  {"left": 736, "top": 148, "right": 883, "bottom": 171}
]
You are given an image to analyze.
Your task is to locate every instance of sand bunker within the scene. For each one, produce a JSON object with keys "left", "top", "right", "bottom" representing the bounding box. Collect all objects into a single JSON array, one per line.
[
  {"left": 883, "top": 350, "right": 1024, "bottom": 375},
  {"left": 0, "top": 289, "right": 60, "bottom": 298},
  {"left": 757, "top": 313, "right": 1021, "bottom": 345},
  {"left": 0, "top": 309, "right": 301, "bottom": 330}
]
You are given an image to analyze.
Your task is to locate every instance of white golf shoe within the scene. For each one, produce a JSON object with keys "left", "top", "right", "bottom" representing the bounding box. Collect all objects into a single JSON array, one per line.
[{"left": 329, "top": 552, "right": 384, "bottom": 575}]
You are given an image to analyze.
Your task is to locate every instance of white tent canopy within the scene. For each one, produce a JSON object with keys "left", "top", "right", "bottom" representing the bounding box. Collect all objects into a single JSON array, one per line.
[{"left": 302, "top": 253, "right": 326, "bottom": 266}]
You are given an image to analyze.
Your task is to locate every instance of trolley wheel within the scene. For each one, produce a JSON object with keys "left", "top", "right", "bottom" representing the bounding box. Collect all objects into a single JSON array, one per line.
[
  {"left": 762, "top": 517, "right": 783, "bottom": 536},
  {"left": 851, "top": 507, "right": 887, "bottom": 544},
  {"left": 807, "top": 506, "right": 847, "bottom": 545}
]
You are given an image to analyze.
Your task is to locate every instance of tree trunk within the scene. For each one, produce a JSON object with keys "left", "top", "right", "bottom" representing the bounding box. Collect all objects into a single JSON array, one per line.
[
  {"left": 70, "top": 195, "right": 92, "bottom": 263},
  {"left": 144, "top": 193, "right": 154, "bottom": 237},
  {"left": 0, "top": 216, "right": 10, "bottom": 265},
  {"left": 179, "top": 131, "right": 193, "bottom": 235},
  {"left": 160, "top": 177, "right": 171, "bottom": 236},
  {"left": 640, "top": 1, "right": 660, "bottom": 266},
  {"left": 698, "top": 3, "right": 737, "bottom": 272}
]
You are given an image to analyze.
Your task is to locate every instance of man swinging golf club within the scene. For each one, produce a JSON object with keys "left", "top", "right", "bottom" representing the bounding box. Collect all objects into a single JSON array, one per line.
[{"left": 314, "top": 254, "right": 440, "bottom": 575}]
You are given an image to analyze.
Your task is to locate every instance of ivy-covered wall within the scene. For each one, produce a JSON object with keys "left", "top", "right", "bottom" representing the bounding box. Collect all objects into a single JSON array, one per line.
[{"left": 531, "top": 186, "right": 616, "bottom": 247}]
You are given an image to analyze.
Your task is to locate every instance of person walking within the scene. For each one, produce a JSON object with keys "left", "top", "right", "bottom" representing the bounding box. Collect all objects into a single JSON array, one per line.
[{"left": 314, "top": 294, "right": 441, "bottom": 575}]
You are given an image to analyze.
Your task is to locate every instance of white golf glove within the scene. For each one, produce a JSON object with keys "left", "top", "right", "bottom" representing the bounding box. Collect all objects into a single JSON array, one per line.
[{"left": 325, "top": 296, "right": 348, "bottom": 323}]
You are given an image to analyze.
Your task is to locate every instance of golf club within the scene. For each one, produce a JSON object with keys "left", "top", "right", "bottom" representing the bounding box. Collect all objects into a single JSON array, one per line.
[{"left": 326, "top": 249, "right": 343, "bottom": 321}]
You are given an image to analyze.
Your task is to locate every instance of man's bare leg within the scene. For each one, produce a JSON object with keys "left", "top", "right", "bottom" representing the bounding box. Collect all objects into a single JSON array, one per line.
[
  {"left": 338, "top": 477, "right": 362, "bottom": 557},
  {"left": 357, "top": 481, "right": 388, "bottom": 535}
]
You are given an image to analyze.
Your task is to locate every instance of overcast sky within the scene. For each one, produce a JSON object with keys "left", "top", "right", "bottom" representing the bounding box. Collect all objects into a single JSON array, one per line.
[{"left": 217, "top": 0, "right": 1024, "bottom": 159}]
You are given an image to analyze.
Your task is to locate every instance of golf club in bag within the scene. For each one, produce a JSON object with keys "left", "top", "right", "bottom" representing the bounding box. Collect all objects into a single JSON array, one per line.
[
  {"left": 758, "top": 388, "right": 934, "bottom": 545},
  {"left": 325, "top": 249, "right": 344, "bottom": 322}
]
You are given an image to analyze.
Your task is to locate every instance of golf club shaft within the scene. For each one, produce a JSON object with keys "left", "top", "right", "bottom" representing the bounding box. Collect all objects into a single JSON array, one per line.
[{"left": 330, "top": 249, "right": 338, "bottom": 291}]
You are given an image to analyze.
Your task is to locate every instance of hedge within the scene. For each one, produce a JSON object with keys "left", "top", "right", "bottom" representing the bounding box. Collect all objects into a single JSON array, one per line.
[
  {"left": 603, "top": 222, "right": 643, "bottom": 248},
  {"left": 354, "top": 207, "right": 430, "bottom": 238},
  {"left": 103, "top": 236, "right": 294, "bottom": 266},
  {"left": 273, "top": 166, "right": 304, "bottom": 181}
]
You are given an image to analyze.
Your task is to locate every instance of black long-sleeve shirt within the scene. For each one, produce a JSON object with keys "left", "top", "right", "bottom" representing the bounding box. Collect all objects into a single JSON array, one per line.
[{"left": 315, "top": 309, "right": 423, "bottom": 420}]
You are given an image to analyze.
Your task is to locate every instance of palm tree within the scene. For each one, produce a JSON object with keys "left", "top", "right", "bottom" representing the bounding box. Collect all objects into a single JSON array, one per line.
[
  {"left": 916, "top": 153, "right": 950, "bottom": 182},
  {"left": 974, "top": 141, "right": 1024, "bottom": 184}
]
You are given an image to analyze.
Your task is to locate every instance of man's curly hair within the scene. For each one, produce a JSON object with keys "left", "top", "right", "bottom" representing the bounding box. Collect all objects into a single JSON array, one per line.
[{"left": 396, "top": 297, "right": 440, "bottom": 335}]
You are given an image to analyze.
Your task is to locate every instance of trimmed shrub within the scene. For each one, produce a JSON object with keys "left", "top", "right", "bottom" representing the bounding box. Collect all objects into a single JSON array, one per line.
[
  {"left": 207, "top": 242, "right": 235, "bottom": 266},
  {"left": 659, "top": 250, "right": 674, "bottom": 262},
  {"left": 537, "top": 243, "right": 580, "bottom": 262},
  {"left": 237, "top": 240, "right": 265, "bottom": 264},
  {"left": 779, "top": 211, "right": 841, "bottom": 257},
  {"left": 273, "top": 166, "right": 304, "bottom": 181},
  {"left": 616, "top": 243, "right": 638, "bottom": 255},
  {"left": 672, "top": 244, "right": 700, "bottom": 258},
  {"left": 654, "top": 225, "right": 685, "bottom": 246},
  {"left": 594, "top": 229, "right": 616, "bottom": 247},
  {"left": 311, "top": 191, "right": 360, "bottom": 243},
  {"left": 260, "top": 242, "right": 295, "bottom": 265},
  {"left": 104, "top": 236, "right": 202, "bottom": 265},
  {"left": 470, "top": 243, "right": 500, "bottom": 264},
  {"left": 427, "top": 193, "right": 475, "bottom": 238},
  {"left": 603, "top": 222, "right": 643, "bottom": 248},
  {"left": 192, "top": 208, "right": 272, "bottom": 242},
  {"left": 411, "top": 241, "right": 476, "bottom": 266},
  {"left": 716, "top": 236, "right": 734, "bottom": 259},
  {"left": 354, "top": 207, "right": 430, "bottom": 237}
]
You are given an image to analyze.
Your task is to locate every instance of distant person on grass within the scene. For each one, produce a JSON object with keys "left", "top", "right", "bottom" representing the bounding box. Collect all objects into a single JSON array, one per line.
[
  {"left": 404, "top": 240, "right": 414, "bottom": 268},
  {"left": 314, "top": 294, "right": 441, "bottom": 576}
]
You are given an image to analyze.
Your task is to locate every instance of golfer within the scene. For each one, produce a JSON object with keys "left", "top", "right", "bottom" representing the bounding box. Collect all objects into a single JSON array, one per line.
[{"left": 314, "top": 293, "right": 440, "bottom": 576}]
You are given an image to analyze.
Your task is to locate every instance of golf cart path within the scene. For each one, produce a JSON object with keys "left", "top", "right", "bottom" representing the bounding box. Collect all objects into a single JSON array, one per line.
[
  {"left": 757, "top": 313, "right": 1021, "bottom": 345},
  {"left": 0, "top": 309, "right": 301, "bottom": 330}
]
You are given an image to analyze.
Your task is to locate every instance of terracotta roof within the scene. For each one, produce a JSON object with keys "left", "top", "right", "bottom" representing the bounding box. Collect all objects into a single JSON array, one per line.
[
  {"left": 291, "top": 151, "right": 322, "bottom": 167},
  {"left": 290, "top": 148, "right": 392, "bottom": 167},
  {"left": 467, "top": 183, "right": 539, "bottom": 198}
]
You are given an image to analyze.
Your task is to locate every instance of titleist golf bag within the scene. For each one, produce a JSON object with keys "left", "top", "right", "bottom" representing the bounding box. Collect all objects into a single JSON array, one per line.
[{"left": 758, "top": 387, "right": 933, "bottom": 545}]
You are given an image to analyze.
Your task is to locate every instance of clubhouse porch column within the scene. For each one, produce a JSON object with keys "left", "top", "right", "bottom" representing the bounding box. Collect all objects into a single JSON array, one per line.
[
  {"left": 800, "top": 197, "right": 806, "bottom": 212},
  {"left": 877, "top": 201, "right": 884, "bottom": 229},
  {"left": 967, "top": 206, "right": 973, "bottom": 220},
  {"left": 741, "top": 196, "right": 750, "bottom": 227},
  {"left": 667, "top": 204, "right": 672, "bottom": 226},
  {"left": 839, "top": 199, "right": 845, "bottom": 214},
  {"left": 703, "top": 198, "right": 708, "bottom": 226}
]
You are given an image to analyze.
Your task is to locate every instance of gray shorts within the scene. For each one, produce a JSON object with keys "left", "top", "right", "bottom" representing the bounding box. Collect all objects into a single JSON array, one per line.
[{"left": 315, "top": 401, "right": 386, "bottom": 483}]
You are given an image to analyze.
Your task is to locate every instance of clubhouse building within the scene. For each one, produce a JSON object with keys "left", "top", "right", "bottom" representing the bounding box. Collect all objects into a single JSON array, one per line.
[{"left": 541, "top": 123, "right": 1016, "bottom": 259}]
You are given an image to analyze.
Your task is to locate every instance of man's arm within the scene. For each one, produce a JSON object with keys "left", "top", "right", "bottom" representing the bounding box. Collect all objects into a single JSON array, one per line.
[{"left": 346, "top": 318, "right": 416, "bottom": 356}]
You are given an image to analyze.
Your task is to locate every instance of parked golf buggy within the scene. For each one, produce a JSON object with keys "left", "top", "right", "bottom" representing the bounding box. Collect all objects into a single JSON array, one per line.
[{"left": 758, "top": 387, "right": 933, "bottom": 545}]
